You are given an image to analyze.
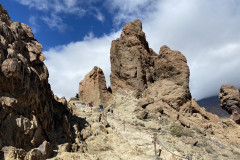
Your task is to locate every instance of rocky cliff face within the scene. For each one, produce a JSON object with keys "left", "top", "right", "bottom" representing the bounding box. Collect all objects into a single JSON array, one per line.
[
  {"left": 79, "top": 66, "right": 110, "bottom": 106},
  {"left": 110, "top": 19, "right": 191, "bottom": 111},
  {"left": 219, "top": 85, "right": 240, "bottom": 124},
  {"left": 110, "top": 19, "right": 156, "bottom": 97},
  {"left": 141, "top": 45, "right": 191, "bottom": 110},
  {"left": 0, "top": 4, "right": 82, "bottom": 152}
]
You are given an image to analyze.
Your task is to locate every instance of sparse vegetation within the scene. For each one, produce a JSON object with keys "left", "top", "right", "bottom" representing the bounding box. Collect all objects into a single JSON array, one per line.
[
  {"left": 170, "top": 122, "right": 193, "bottom": 137},
  {"left": 170, "top": 122, "right": 183, "bottom": 137}
]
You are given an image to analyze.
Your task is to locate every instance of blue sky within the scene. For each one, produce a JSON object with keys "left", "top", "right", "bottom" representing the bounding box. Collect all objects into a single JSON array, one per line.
[
  {"left": 2, "top": 0, "right": 240, "bottom": 100},
  {"left": 1, "top": 0, "right": 116, "bottom": 50}
]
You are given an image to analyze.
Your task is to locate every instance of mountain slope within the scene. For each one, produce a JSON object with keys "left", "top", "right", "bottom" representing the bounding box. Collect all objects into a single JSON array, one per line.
[{"left": 197, "top": 96, "right": 229, "bottom": 118}]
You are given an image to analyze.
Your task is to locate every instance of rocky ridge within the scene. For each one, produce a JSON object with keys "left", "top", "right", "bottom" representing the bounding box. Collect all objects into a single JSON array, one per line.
[
  {"left": 219, "top": 85, "right": 240, "bottom": 124},
  {"left": 0, "top": 4, "right": 87, "bottom": 159}
]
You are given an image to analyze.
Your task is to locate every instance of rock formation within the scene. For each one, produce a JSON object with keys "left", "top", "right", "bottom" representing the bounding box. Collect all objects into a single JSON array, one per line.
[
  {"left": 0, "top": 4, "right": 84, "bottom": 154},
  {"left": 79, "top": 66, "right": 110, "bottom": 106},
  {"left": 219, "top": 85, "right": 240, "bottom": 124},
  {"left": 110, "top": 19, "right": 191, "bottom": 114},
  {"left": 110, "top": 19, "right": 156, "bottom": 97}
]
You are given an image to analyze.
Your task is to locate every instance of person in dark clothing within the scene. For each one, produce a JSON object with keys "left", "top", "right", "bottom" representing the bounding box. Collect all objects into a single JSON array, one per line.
[
  {"left": 99, "top": 104, "right": 103, "bottom": 112},
  {"left": 88, "top": 102, "right": 93, "bottom": 107}
]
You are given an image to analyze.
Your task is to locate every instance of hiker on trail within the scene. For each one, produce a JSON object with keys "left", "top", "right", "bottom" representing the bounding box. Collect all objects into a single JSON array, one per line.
[
  {"left": 88, "top": 102, "right": 93, "bottom": 107},
  {"left": 75, "top": 93, "right": 79, "bottom": 98},
  {"left": 99, "top": 104, "right": 103, "bottom": 112},
  {"left": 108, "top": 108, "right": 113, "bottom": 114}
]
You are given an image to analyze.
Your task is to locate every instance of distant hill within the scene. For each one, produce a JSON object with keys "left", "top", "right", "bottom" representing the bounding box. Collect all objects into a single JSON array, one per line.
[{"left": 197, "top": 95, "right": 230, "bottom": 118}]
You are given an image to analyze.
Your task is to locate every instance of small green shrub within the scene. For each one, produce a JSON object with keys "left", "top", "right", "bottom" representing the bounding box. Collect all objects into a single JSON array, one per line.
[
  {"left": 170, "top": 122, "right": 183, "bottom": 137},
  {"left": 170, "top": 122, "right": 194, "bottom": 137}
]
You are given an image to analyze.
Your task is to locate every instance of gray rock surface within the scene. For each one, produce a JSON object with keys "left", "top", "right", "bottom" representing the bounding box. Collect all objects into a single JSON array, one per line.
[{"left": 219, "top": 85, "right": 240, "bottom": 124}]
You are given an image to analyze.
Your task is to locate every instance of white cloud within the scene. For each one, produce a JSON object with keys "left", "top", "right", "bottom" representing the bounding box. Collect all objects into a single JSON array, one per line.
[
  {"left": 105, "top": 0, "right": 157, "bottom": 26},
  {"left": 41, "top": 14, "right": 66, "bottom": 32},
  {"left": 14, "top": 0, "right": 104, "bottom": 31},
  {"left": 95, "top": 9, "right": 105, "bottom": 22},
  {"left": 83, "top": 32, "right": 95, "bottom": 41},
  {"left": 44, "top": 31, "right": 121, "bottom": 99},
  {"left": 44, "top": 0, "right": 240, "bottom": 100}
]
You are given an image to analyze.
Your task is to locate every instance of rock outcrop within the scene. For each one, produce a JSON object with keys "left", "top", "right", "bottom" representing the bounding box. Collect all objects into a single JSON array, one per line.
[
  {"left": 219, "top": 85, "right": 240, "bottom": 124},
  {"left": 79, "top": 66, "right": 110, "bottom": 106},
  {"left": 0, "top": 4, "right": 84, "bottom": 154},
  {"left": 110, "top": 19, "right": 191, "bottom": 112},
  {"left": 110, "top": 19, "right": 156, "bottom": 97}
]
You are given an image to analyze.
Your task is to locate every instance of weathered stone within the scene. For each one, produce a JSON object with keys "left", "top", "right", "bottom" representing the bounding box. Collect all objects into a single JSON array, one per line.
[
  {"left": 1, "top": 58, "right": 21, "bottom": 78},
  {"left": 0, "top": 4, "right": 13, "bottom": 26},
  {"left": 1, "top": 146, "right": 26, "bottom": 160},
  {"left": 37, "top": 141, "right": 52, "bottom": 158},
  {"left": 58, "top": 97, "right": 67, "bottom": 106},
  {"left": 26, "top": 41, "right": 42, "bottom": 54},
  {"left": 110, "top": 19, "right": 191, "bottom": 113},
  {"left": 110, "top": 19, "right": 154, "bottom": 97},
  {"left": 29, "top": 52, "right": 37, "bottom": 62},
  {"left": 24, "top": 148, "right": 45, "bottom": 160},
  {"left": 219, "top": 85, "right": 240, "bottom": 124},
  {"left": 136, "top": 110, "right": 148, "bottom": 120},
  {"left": 58, "top": 143, "right": 71, "bottom": 152},
  {"left": 0, "top": 4, "right": 83, "bottom": 152},
  {"left": 38, "top": 53, "right": 46, "bottom": 63},
  {"left": 79, "top": 66, "right": 110, "bottom": 106},
  {"left": 81, "top": 129, "right": 92, "bottom": 140}
]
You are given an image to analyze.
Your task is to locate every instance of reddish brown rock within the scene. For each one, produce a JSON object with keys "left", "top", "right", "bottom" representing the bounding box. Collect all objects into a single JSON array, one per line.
[
  {"left": 110, "top": 19, "right": 156, "bottom": 97},
  {"left": 79, "top": 66, "right": 110, "bottom": 106},
  {"left": 219, "top": 85, "right": 240, "bottom": 124},
  {"left": 0, "top": 4, "right": 83, "bottom": 153},
  {"left": 110, "top": 19, "right": 191, "bottom": 112},
  {"left": 142, "top": 45, "right": 191, "bottom": 111}
]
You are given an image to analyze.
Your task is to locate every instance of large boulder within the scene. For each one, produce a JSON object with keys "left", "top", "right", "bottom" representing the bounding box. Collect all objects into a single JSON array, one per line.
[
  {"left": 0, "top": 4, "right": 83, "bottom": 152},
  {"left": 79, "top": 66, "right": 110, "bottom": 106},
  {"left": 219, "top": 85, "right": 240, "bottom": 124}
]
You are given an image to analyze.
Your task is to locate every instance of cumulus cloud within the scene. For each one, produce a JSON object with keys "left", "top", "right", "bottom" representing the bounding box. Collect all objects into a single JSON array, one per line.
[
  {"left": 44, "top": 31, "right": 120, "bottom": 98},
  {"left": 44, "top": 0, "right": 240, "bottom": 100},
  {"left": 105, "top": 0, "right": 157, "bottom": 26}
]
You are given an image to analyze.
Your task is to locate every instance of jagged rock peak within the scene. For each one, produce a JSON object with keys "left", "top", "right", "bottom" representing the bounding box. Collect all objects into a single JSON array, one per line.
[
  {"left": 121, "top": 19, "right": 142, "bottom": 37},
  {"left": 110, "top": 19, "right": 191, "bottom": 106},
  {"left": 0, "top": 4, "right": 13, "bottom": 26},
  {"left": 120, "top": 19, "right": 150, "bottom": 52},
  {"left": 219, "top": 85, "right": 240, "bottom": 124},
  {"left": 110, "top": 20, "right": 151, "bottom": 96},
  {"left": 79, "top": 66, "right": 110, "bottom": 106}
]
